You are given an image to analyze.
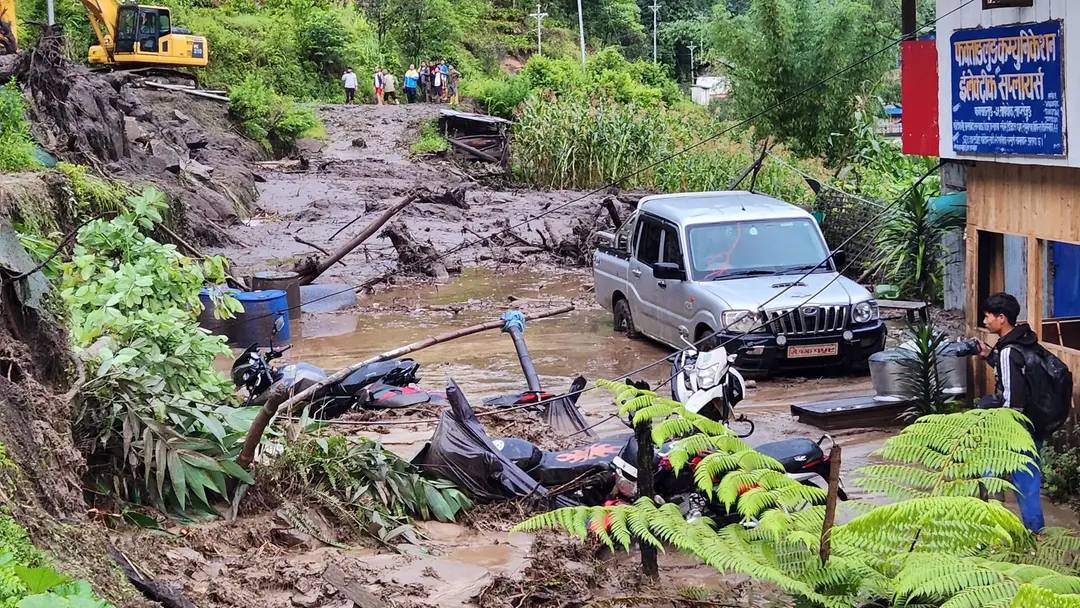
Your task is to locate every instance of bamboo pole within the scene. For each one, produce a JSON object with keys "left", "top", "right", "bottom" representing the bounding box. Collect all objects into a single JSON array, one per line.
[{"left": 237, "top": 305, "right": 575, "bottom": 468}]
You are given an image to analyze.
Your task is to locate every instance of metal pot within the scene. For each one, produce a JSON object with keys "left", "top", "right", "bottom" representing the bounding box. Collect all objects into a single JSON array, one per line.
[{"left": 869, "top": 348, "right": 916, "bottom": 402}]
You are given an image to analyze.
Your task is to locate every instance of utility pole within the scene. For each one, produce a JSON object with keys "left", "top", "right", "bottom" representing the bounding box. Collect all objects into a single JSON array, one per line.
[
  {"left": 688, "top": 42, "right": 696, "bottom": 83},
  {"left": 529, "top": 3, "right": 548, "bottom": 55},
  {"left": 901, "top": 0, "right": 917, "bottom": 40},
  {"left": 576, "top": 0, "right": 586, "bottom": 65},
  {"left": 650, "top": 0, "right": 660, "bottom": 63}
]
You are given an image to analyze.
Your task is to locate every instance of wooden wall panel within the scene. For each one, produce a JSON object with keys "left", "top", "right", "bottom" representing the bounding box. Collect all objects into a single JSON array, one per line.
[{"left": 968, "top": 164, "right": 1080, "bottom": 243}]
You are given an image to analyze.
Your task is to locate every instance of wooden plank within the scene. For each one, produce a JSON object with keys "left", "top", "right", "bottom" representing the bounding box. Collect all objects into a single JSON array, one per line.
[
  {"left": 322, "top": 564, "right": 385, "bottom": 608},
  {"left": 968, "top": 163, "right": 1080, "bottom": 243},
  {"left": 790, "top": 395, "right": 908, "bottom": 430},
  {"left": 143, "top": 81, "right": 230, "bottom": 102}
]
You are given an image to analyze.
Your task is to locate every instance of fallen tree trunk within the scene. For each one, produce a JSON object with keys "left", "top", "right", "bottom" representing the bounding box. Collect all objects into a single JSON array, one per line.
[
  {"left": 236, "top": 305, "right": 575, "bottom": 468},
  {"left": 295, "top": 191, "right": 419, "bottom": 285},
  {"left": 381, "top": 221, "right": 447, "bottom": 279}
]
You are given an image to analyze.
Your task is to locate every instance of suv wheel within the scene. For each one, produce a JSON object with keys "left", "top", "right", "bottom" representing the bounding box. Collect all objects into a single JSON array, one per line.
[{"left": 613, "top": 299, "right": 640, "bottom": 339}]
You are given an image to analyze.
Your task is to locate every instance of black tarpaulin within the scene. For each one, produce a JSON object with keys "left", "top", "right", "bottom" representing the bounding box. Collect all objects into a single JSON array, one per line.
[{"left": 414, "top": 379, "right": 572, "bottom": 506}]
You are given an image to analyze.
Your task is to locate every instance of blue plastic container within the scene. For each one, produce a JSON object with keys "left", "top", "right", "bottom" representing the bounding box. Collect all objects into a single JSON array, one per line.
[{"left": 227, "top": 289, "right": 291, "bottom": 346}]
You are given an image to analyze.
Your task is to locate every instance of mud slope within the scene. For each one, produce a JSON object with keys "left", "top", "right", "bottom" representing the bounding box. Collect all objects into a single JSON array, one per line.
[
  {"left": 214, "top": 104, "right": 603, "bottom": 285},
  {"left": 2, "top": 36, "right": 260, "bottom": 244}
]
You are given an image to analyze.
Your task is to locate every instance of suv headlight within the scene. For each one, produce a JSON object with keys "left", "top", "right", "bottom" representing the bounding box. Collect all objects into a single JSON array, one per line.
[
  {"left": 852, "top": 300, "right": 879, "bottom": 324},
  {"left": 722, "top": 310, "right": 763, "bottom": 334}
]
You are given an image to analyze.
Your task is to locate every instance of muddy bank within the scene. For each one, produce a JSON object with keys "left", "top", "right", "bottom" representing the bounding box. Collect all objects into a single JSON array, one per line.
[
  {"left": 2, "top": 36, "right": 260, "bottom": 244},
  {"left": 213, "top": 104, "right": 607, "bottom": 286}
]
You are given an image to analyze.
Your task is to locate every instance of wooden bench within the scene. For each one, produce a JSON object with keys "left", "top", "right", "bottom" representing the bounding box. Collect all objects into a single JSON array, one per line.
[
  {"left": 877, "top": 299, "right": 931, "bottom": 324},
  {"left": 790, "top": 394, "right": 910, "bottom": 430}
]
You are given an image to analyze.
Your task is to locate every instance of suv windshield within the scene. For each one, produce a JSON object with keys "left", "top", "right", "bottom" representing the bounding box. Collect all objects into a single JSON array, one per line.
[{"left": 686, "top": 218, "right": 831, "bottom": 281}]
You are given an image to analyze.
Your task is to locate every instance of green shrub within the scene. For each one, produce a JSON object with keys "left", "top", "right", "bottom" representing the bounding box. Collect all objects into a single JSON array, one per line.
[
  {"left": 460, "top": 76, "right": 531, "bottom": 119},
  {"left": 278, "top": 434, "right": 472, "bottom": 536},
  {"left": 409, "top": 120, "right": 448, "bottom": 154},
  {"left": 62, "top": 188, "right": 254, "bottom": 514},
  {"left": 1044, "top": 429, "right": 1080, "bottom": 516},
  {"left": 0, "top": 512, "right": 113, "bottom": 608},
  {"left": 228, "top": 76, "right": 320, "bottom": 153},
  {"left": 0, "top": 80, "right": 39, "bottom": 173}
]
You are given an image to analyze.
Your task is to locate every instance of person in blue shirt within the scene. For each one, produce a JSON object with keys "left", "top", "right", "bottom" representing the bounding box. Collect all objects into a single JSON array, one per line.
[
  {"left": 403, "top": 64, "right": 419, "bottom": 103},
  {"left": 438, "top": 60, "right": 450, "bottom": 102}
]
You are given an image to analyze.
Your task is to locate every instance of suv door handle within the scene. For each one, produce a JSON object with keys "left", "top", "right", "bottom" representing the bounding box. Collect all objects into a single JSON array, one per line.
[
  {"left": 657, "top": 281, "right": 667, "bottom": 289},
  {"left": 631, "top": 268, "right": 642, "bottom": 278}
]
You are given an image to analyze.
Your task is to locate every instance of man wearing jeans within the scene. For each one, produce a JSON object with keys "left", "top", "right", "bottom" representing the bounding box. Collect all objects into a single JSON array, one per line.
[{"left": 977, "top": 292, "right": 1045, "bottom": 531}]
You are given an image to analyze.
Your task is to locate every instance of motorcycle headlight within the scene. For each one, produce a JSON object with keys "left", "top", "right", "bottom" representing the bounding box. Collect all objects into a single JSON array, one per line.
[
  {"left": 852, "top": 300, "right": 879, "bottom": 324},
  {"left": 694, "top": 365, "right": 722, "bottom": 389},
  {"left": 722, "top": 310, "right": 762, "bottom": 334}
]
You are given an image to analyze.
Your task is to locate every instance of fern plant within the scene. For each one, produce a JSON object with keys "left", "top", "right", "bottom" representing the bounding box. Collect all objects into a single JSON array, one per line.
[
  {"left": 857, "top": 408, "right": 1035, "bottom": 500},
  {"left": 516, "top": 381, "right": 1075, "bottom": 608}
]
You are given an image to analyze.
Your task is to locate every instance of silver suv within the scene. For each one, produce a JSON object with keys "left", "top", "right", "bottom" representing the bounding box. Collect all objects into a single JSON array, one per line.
[{"left": 593, "top": 191, "right": 885, "bottom": 374}]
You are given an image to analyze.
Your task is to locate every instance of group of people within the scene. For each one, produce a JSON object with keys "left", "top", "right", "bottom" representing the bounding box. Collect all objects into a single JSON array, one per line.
[{"left": 341, "top": 61, "right": 460, "bottom": 106}]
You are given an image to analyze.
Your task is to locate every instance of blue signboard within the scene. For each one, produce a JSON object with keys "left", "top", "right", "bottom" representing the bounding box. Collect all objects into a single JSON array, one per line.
[{"left": 950, "top": 20, "right": 1065, "bottom": 156}]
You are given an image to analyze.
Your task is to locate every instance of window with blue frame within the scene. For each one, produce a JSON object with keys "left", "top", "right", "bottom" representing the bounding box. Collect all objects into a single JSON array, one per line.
[{"left": 1041, "top": 240, "right": 1080, "bottom": 351}]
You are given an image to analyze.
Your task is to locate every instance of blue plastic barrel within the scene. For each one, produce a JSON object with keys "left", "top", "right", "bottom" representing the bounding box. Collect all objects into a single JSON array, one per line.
[{"left": 227, "top": 289, "right": 291, "bottom": 346}]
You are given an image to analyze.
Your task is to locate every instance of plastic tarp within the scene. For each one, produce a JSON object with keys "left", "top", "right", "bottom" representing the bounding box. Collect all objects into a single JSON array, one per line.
[
  {"left": 543, "top": 376, "right": 592, "bottom": 437},
  {"left": 414, "top": 379, "right": 573, "bottom": 506}
]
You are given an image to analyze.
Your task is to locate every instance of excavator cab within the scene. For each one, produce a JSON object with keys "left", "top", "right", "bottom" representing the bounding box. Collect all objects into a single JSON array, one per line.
[
  {"left": 90, "top": 4, "right": 206, "bottom": 67},
  {"left": 0, "top": 0, "right": 16, "bottom": 55}
]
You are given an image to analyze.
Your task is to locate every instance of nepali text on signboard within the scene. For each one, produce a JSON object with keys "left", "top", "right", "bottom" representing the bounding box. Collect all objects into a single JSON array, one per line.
[{"left": 951, "top": 20, "right": 1065, "bottom": 156}]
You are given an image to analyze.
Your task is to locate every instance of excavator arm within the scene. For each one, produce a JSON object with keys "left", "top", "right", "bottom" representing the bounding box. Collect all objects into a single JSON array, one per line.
[{"left": 0, "top": 0, "right": 205, "bottom": 67}]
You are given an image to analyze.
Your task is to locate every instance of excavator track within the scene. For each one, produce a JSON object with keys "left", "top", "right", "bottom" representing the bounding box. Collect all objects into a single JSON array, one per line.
[{"left": 91, "top": 65, "right": 199, "bottom": 87}]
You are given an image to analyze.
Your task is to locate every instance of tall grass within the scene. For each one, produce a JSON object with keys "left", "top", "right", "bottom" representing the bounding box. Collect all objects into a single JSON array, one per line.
[
  {"left": 512, "top": 94, "right": 822, "bottom": 205},
  {"left": 0, "top": 80, "right": 39, "bottom": 173}
]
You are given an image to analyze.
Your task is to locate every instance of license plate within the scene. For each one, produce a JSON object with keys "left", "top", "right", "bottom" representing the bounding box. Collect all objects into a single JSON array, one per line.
[{"left": 787, "top": 343, "right": 839, "bottom": 358}]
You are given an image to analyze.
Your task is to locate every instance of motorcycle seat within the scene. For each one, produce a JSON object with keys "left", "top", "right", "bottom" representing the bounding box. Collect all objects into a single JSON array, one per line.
[
  {"left": 531, "top": 439, "right": 627, "bottom": 487},
  {"left": 755, "top": 438, "right": 824, "bottom": 474},
  {"left": 492, "top": 437, "right": 543, "bottom": 470}
]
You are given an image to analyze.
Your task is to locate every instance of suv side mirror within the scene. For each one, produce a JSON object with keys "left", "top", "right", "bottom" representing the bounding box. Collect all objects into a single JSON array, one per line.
[
  {"left": 831, "top": 250, "right": 847, "bottom": 270},
  {"left": 653, "top": 262, "right": 686, "bottom": 281}
]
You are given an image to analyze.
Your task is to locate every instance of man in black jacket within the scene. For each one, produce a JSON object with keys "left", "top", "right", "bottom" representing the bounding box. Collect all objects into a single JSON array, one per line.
[{"left": 977, "top": 292, "right": 1044, "bottom": 531}]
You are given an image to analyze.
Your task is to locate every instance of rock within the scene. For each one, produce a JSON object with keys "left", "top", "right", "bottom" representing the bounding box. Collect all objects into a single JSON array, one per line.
[
  {"left": 124, "top": 116, "right": 148, "bottom": 144},
  {"left": 294, "top": 138, "right": 325, "bottom": 156},
  {"left": 291, "top": 589, "right": 321, "bottom": 607},
  {"left": 150, "top": 140, "right": 184, "bottom": 173},
  {"left": 182, "top": 158, "right": 214, "bottom": 182},
  {"left": 173, "top": 109, "right": 193, "bottom": 122},
  {"left": 351, "top": 137, "right": 367, "bottom": 148},
  {"left": 184, "top": 131, "right": 209, "bottom": 150}
]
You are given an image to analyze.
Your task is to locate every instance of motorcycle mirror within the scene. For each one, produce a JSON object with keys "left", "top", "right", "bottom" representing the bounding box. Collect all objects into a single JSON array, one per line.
[
  {"left": 273, "top": 315, "right": 285, "bottom": 336},
  {"left": 677, "top": 326, "right": 695, "bottom": 350}
]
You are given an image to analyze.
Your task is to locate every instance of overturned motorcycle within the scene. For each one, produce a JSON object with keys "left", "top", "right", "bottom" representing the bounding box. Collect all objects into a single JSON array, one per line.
[{"left": 414, "top": 339, "right": 845, "bottom": 522}]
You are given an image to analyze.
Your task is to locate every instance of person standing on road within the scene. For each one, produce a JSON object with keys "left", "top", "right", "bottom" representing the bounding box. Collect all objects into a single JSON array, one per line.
[
  {"left": 975, "top": 292, "right": 1049, "bottom": 531},
  {"left": 432, "top": 64, "right": 444, "bottom": 104},
  {"left": 448, "top": 64, "right": 460, "bottom": 106},
  {"left": 383, "top": 70, "right": 398, "bottom": 104},
  {"left": 341, "top": 67, "right": 357, "bottom": 104},
  {"left": 419, "top": 61, "right": 431, "bottom": 103},
  {"left": 438, "top": 60, "right": 450, "bottom": 102},
  {"left": 373, "top": 67, "right": 385, "bottom": 105},
  {"left": 404, "top": 64, "right": 420, "bottom": 103}
]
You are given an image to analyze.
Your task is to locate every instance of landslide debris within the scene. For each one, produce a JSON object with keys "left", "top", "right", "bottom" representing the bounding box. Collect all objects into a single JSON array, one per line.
[{"left": 1, "top": 32, "right": 261, "bottom": 244}]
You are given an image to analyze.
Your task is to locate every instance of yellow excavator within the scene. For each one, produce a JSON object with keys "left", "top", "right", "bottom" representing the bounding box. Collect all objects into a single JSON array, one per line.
[{"left": 0, "top": 0, "right": 207, "bottom": 68}]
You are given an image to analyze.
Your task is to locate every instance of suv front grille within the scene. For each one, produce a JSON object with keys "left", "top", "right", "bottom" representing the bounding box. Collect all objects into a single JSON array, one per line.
[{"left": 766, "top": 305, "right": 848, "bottom": 336}]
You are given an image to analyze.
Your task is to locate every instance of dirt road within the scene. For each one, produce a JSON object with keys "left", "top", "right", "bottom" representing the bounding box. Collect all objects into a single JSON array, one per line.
[{"left": 212, "top": 103, "right": 600, "bottom": 287}]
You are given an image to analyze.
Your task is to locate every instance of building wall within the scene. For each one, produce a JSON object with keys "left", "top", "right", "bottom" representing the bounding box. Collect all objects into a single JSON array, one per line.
[
  {"left": 964, "top": 161, "right": 1080, "bottom": 404},
  {"left": 936, "top": 0, "right": 1078, "bottom": 166}
]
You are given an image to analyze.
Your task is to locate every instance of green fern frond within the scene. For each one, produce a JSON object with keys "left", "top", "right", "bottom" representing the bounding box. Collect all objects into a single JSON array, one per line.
[
  {"left": 666, "top": 434, "right": 748, "bottom": 473},
  {"left": 607, "top": 506, "right": 633, "bottom": 552},
  {"left": 625, "top": 498, "right": 664, "bottom": 550},
  {"left": 858, "top": 409, "right": 1035, "bottom": 500},
  {"left": 999, "top": 527, "right": 1080, "bottom": 574},
  {"left": 1011, "top": 583, "right": 1080, "bottom": 608},
  {"left": 835, "top": 497, "right": 1027, "bottom": 558}
]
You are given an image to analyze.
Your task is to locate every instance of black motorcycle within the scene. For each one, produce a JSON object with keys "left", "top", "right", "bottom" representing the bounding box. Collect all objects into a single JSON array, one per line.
[
  {"left": 230, "top": 319, "right": 446, "bottom": 417},
  {"left": 492, "top": 431, "right": 844, "bottom": 513}
]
